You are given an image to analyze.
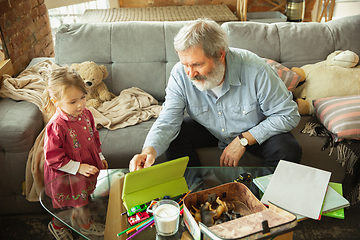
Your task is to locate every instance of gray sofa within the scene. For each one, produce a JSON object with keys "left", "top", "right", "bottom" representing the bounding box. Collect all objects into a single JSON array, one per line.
[{"left": 1, "top": 14, "right": 360, "bottom": 216}]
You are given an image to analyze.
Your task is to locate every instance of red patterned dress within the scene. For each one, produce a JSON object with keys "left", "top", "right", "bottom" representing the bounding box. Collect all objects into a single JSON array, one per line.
[{"left": 44, "top": 108, "right": 104, "bottom": 209}]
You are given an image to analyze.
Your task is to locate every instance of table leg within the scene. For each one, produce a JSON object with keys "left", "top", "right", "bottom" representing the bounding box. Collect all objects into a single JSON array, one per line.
[{"left": 104, "top": 171, "right": 128, "bottom": 240}]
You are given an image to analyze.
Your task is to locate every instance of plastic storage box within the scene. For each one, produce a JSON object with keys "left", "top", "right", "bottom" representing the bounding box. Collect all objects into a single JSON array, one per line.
[
  {"left": 183, "top": 182, "right": 297, "bottom": 240},
  {"left": 247, "top": 11, "right": 287, "bottom": 23}
]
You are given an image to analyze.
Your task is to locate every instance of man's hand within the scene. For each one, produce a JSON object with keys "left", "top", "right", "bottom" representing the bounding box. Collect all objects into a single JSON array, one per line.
[
  {"left": 78, "top": 163, "right": 99, "bottom": 177},
  {"left": 129, "top": 147, "right": 156, "bottom": 172},
  {"left": 220, "top": 138, "right": 245, "bottom": 167},
  {"left": 220, "top": 132, "right": 256, "bottom": 167}
]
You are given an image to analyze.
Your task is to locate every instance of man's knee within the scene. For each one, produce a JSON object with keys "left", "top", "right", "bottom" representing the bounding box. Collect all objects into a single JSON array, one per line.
[
  {"left": 280, "top": 141, "right": 302, "bottom": 163},
  {"left": 261, "top": 133, "right": 302, "bottom": 167},
  {"left": 276, "top": 135, "right": 302, "bottom": 163}
]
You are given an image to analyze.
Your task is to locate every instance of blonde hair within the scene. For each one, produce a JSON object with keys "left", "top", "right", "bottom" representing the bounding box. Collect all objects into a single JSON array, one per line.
[{"left": 43, "top": 65, "right": 87, "bottom": 120}]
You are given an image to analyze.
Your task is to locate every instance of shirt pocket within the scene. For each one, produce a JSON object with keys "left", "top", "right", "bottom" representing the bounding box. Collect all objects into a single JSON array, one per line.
[
  {"left": 189, "top": 104, "right": 210, "bottom": 128},
  {"left": 231, "top": 103, "right": 258, "bottom": 122}
]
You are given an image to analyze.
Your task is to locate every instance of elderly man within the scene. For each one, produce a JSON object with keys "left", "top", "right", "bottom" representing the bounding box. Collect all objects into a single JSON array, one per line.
[{"left": 129, "top": 18, "right": 302, "bottom": 171}]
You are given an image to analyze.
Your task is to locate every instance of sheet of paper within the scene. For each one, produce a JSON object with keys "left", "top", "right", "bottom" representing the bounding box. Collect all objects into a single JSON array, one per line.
[{"left": 261, "top": 160, "right": 331, "bottom": 220}]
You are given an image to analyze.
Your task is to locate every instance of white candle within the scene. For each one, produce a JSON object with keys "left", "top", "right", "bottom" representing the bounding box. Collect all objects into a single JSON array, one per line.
[{"left": 153, "top": 201, "right": 180, "bottom": 236}]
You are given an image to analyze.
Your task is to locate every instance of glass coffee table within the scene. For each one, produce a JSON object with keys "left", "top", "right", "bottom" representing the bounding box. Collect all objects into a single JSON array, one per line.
[{"left": 40, "top": 167, "right": 274, "bottom": 240}]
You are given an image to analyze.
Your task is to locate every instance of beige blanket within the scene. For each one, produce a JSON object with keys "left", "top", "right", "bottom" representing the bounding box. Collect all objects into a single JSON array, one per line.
[{"left": 0, "top": 60, "right": 162, "bottom": 201}]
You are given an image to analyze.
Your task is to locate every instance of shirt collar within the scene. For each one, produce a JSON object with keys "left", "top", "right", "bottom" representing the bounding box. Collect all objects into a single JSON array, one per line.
[
  {"left": 224, "top": 49, "right": 242, "bottom": 87},
  {"left": 56, "top": 108, "right": 84, "bottom": 121}
]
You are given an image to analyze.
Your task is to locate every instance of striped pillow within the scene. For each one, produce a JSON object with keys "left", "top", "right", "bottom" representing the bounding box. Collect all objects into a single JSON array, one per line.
[
  {"left": 264, "top": 59, "right": 301, "bottom": 92},
  {"left": 313, "top": 95, "right": 360, "bottom": 142}
]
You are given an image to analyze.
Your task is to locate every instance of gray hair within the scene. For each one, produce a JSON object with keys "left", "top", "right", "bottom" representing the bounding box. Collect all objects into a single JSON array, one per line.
[{"left": 174, "top": 18, "right": 229, "bottom": 58}]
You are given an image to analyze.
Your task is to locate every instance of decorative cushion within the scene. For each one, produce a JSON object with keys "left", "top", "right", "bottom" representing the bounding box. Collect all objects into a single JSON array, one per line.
[
  {"left": 264, "top": 58, "right": 302, "bottom": 92},
  {"left": 313, "top": 95, "right": 360, "bottom": 141}
]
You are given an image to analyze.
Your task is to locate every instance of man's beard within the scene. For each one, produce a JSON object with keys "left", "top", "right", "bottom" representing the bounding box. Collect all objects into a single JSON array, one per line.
[{"left": 189, "top": 60, "right": 225, "bottom": 92}]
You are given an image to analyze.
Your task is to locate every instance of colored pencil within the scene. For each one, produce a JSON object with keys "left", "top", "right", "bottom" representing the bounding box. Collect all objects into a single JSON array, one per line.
[
  {"left": 177, "top": 190, "right": 191, "bottom": 204},
  {"left": 135, "top": 216, "right": 154, "bottom": 230},
  {"left": 117, "top": 219, "right": 147, "bottom": 236},
  {"left": 126, "top": 220, "right": 154, "bottom": 240}
]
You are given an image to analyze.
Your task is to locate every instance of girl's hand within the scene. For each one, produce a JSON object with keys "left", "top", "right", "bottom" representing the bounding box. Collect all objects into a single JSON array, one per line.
[
  {"left": 78, "top": 163, "right": 99, "bottom": 177},
  {"left": 102, "top": 159, "right": 108, "bottom": 169}
]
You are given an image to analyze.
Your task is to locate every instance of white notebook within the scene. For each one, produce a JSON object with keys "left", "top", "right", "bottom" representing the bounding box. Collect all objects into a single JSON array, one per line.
[
  {"left": 254, "top": 174, "right": 349, "bottom": 220},
  {"left": 261, "top": 160, "right": 331, "bottom": 220}
]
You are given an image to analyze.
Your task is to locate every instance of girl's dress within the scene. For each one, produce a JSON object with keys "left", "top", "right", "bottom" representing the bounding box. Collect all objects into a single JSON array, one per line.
[{"left": 44, "top": 107, "right": 104, "bottom": 209}]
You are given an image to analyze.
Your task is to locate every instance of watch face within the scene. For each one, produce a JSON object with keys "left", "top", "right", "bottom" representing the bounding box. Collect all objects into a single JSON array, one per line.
[{"left": 240, "top": 138, "right": 248, "bottom": 146}]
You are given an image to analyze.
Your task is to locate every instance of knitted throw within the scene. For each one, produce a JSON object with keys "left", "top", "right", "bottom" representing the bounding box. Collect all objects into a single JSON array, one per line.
[{"left": 302, "top": 115, "right": 360, "bottom": 205}]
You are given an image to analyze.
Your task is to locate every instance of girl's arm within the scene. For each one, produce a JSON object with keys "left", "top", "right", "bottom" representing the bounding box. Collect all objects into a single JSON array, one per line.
[
  {"left": 58, "top": 160, "right": 80, "bottom": 174},
  {"left": 44, "top": 123, "right": 72, "bottom": 170},
  {"left": 60, "top": 160, "right": 102, "bottom": 177},
  {"left": 99, "top": 152, "right": 108, "bottom": 169}
]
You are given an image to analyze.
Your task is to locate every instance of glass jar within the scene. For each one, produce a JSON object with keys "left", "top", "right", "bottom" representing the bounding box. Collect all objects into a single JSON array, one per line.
[{"left": 285, "top": 0, "right": 305, "bottom": 22}]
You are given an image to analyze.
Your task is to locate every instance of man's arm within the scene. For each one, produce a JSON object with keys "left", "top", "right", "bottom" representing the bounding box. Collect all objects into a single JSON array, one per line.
[
  {"left": 220, "top": 54, "right": 300, "bottom": 167},
  {"left": 129, "top": 63, "right": 187, "bottom": 171},
  {"left": 129, "top": 146, "right": 157, "bottom": 172}
]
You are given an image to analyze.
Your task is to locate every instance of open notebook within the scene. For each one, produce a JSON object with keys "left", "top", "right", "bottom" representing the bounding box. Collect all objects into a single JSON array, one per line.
[{"left": 122, "top": 156, "right": 189, "bottom": 210}]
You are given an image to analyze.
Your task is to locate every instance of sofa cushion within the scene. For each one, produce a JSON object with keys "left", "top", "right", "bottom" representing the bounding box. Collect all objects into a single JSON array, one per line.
[
  {"left": 0, "top": 98, "right": 43, "bottom": 152},
  {"left": 313, "top": 95, "right": 360, "bottom": 141},
  {"left": 264, "top": 58, "right": 301, "bottom": 92}
]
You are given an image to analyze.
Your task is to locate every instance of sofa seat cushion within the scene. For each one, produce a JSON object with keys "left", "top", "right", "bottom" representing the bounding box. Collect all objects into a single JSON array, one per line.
[{"left": 98, "top": 119, "right": 166, "bottom": 168}]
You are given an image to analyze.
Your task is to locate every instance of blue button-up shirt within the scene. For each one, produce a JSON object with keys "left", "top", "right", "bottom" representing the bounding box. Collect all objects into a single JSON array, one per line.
[{"left": 144, "top": 48, "right": 300, "bottom": 157}]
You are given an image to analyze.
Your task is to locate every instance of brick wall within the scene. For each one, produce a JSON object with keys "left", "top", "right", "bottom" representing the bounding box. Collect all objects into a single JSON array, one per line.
[{"left": 0, "top": 0, "right": 54, "bottom": 76}]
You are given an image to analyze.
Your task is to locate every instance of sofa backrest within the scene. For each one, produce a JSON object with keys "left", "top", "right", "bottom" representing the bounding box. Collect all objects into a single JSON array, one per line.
[
  {"left": 55, "top": 15, "right": 360, "bottom": 102},
  {"left": 55, "top": 21, "right": 190, "bottom": 101},
  {"left": 222, "top": 14, "right": 360, "bottom": 69}
]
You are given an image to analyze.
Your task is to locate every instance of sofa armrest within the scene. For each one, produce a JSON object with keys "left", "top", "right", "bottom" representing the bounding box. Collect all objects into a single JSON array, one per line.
[{"left": 0, "top": 98, "right": 43, "bottom": 153}]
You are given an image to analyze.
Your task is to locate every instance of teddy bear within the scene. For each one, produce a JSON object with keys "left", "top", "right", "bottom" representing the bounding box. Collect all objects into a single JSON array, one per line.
[
  {"left": 71, "top": 61, "right": 114, "bottom": 108},
  {"left": 292, "top": 50, "right": 360, "bottom": 115}
]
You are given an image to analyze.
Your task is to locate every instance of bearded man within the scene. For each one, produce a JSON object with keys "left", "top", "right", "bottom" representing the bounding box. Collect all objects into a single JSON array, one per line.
[{"left": 129, "top": 19, "right": 302, "bottom": 172}]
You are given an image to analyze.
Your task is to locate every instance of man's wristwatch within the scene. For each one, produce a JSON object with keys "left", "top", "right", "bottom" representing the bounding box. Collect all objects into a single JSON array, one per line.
[{"left": 238, "top": 133, "right": 248, "bottom": 147}]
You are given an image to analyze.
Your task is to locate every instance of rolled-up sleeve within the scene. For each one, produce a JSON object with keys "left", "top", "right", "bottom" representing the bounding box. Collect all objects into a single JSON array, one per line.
[{"left": 248, "top": 64, "right": 300, "bottom": 144}]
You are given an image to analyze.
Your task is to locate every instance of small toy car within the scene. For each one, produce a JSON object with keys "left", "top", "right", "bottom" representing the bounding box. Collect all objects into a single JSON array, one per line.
[
  {"left": 128, "top": 211, "right": 150, "bottom": 226},
  {"left": 234, "top": 172, "right": 251, "bottom": 183},
  {"left": 127, "top": 204, "right": 147, "bottom": 217}
]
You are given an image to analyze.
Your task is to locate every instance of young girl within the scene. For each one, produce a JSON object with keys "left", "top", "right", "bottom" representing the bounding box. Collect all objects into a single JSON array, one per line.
[{"left": 43, "top": 66, "right": 108, "bottom": 240}]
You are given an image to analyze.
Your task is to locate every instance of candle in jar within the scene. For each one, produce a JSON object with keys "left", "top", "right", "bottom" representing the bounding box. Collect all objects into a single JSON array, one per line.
[{"left": 154, "top": 203, "right": 180, "bottom": 235}]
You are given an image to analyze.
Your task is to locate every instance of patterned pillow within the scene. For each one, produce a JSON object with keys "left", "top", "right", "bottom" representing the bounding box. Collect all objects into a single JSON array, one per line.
[
  {"left": 264, "top": 58, "right": 302, "bottom": 92},
  {"left": 313, "top": 95, "right": 360, "bottom": 142}
]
